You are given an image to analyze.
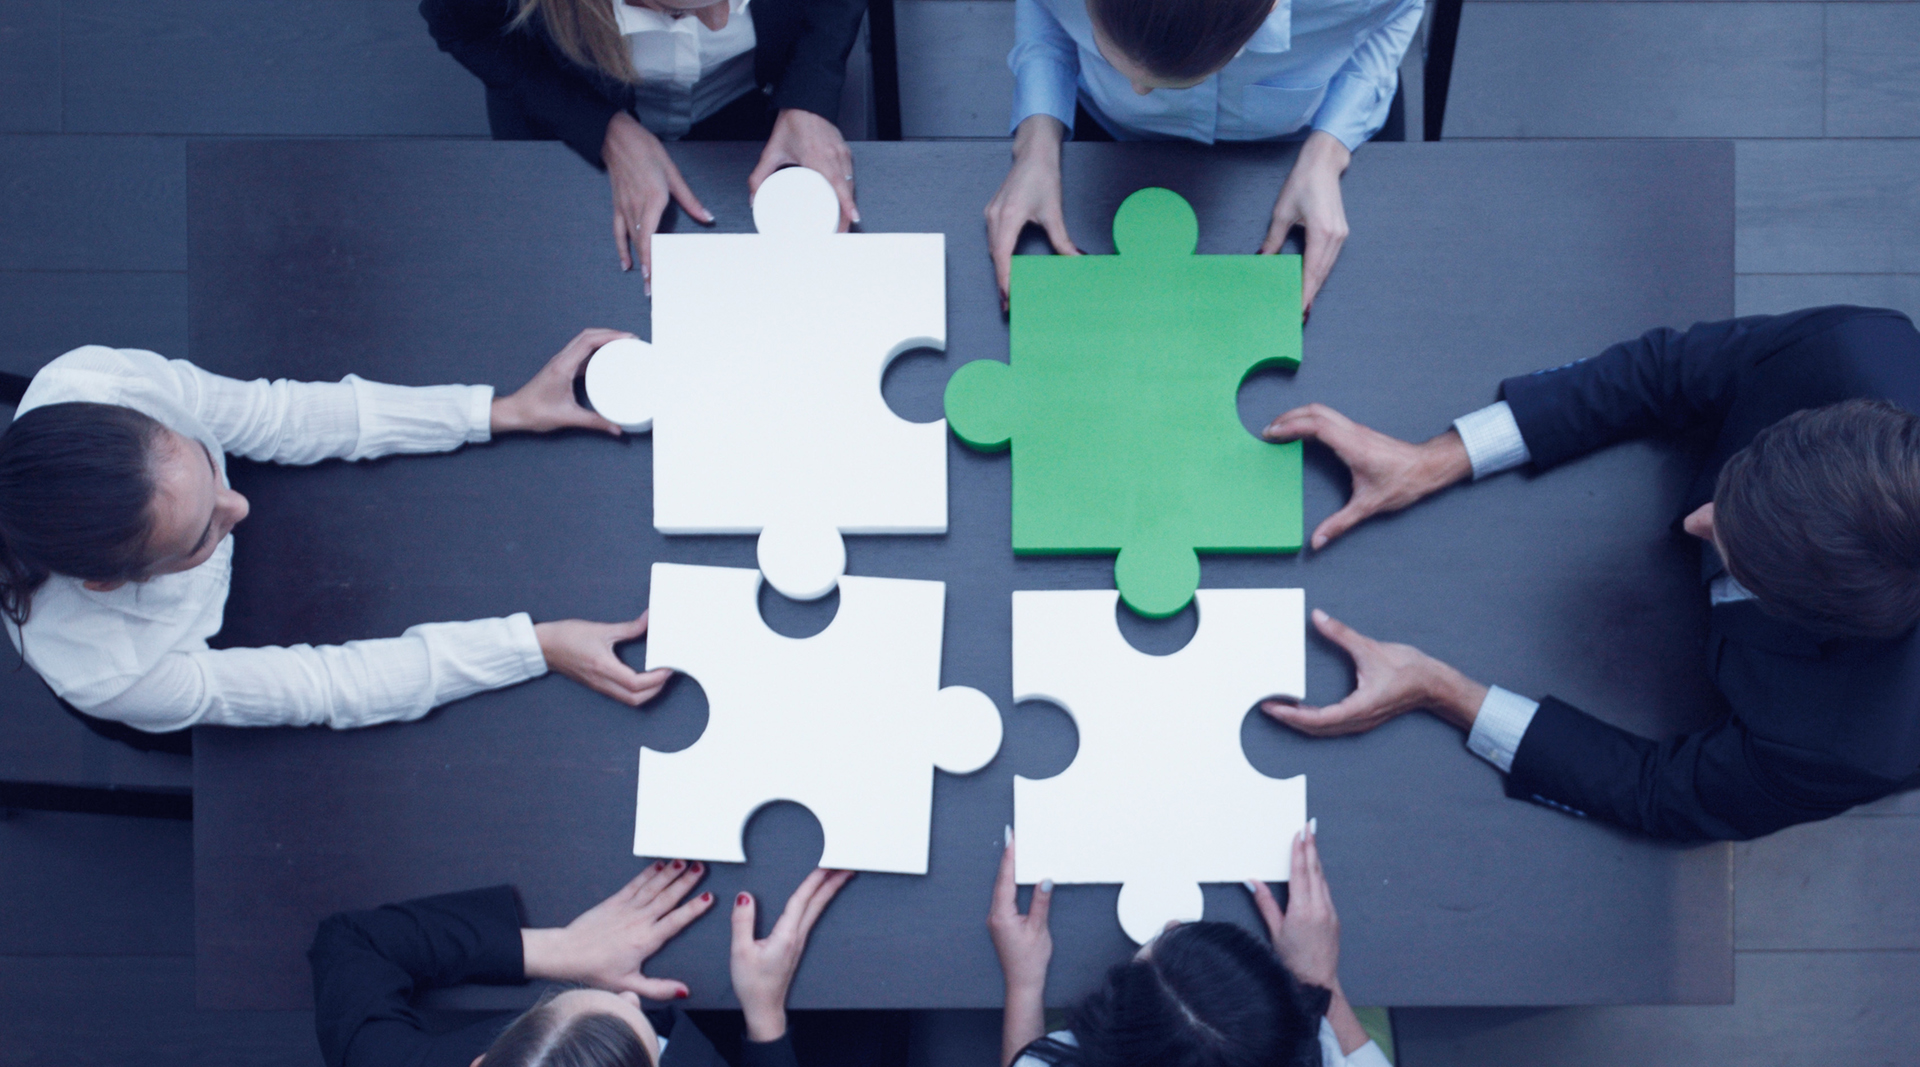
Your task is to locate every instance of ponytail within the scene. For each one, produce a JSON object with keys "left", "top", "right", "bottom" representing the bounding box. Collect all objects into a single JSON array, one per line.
[{"left": 0, "top": 402, "right": 164, "bottom": 626}]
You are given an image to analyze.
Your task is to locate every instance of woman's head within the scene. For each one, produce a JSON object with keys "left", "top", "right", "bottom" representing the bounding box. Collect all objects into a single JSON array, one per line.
[
  {"left": 1086, "top": 0, "right": 1276, "bottom": 91},
  {"left": 1062, "top": 921, "right": 1326, "bottom": 1067},
  {"left": 476, "top": 988, "right": 662, "bottom": 1067},
  {"left": 0, "top": 402, "right": 249, "bottom": 625},
  {"left": 514, "top": 0, "right": 731, "bottom": 85}
]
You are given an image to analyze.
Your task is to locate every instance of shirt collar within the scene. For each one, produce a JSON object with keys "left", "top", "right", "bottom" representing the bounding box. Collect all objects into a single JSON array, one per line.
[
  {"left": 1240, "top": 0, "right": 1291, "bottom": 54},
  {"left": 612, "top": 0, "right": 750, "bottom": 36}
]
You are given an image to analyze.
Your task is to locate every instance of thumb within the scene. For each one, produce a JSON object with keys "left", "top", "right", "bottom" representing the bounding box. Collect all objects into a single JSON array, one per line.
[
  {"left": 623, "top": 975, "right": 689, "bottom": 1001},
  {"left": 1027, "top": 878, "right": 1054, "bottom": 926},
  {"left": 730, "top": 891, "right": 758, "bottom": 948}
]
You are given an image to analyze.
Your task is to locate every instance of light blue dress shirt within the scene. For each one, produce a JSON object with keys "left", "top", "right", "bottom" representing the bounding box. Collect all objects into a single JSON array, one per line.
[{"left": 1008, "top": 0, "right": 1424, "bottom": 149}]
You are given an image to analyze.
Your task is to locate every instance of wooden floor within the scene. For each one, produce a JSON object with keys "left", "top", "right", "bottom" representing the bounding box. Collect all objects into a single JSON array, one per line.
[{"left": 3, "top": 0, "right": 1917, "bottom": 1062}]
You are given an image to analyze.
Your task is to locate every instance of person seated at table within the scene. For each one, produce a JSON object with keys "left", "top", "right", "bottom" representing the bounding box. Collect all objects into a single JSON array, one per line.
[
  {"left": 0, "top": 330, "right": 673, "bottom": 738},
  {"left": 422, "top": 0, "right": 865, "bottom": 282},
  {"left": 1258, "top": 305, "right": 1920, "bottom": 841},
  {"left": 990, "top": 827, "right": 1388, "bottom": 1067},
  {"left": 985, "top": 0, "right": 1422, "bottom": 311},
  {"left": 310, "top": 860, "right": 852, "bottom": 1067}
]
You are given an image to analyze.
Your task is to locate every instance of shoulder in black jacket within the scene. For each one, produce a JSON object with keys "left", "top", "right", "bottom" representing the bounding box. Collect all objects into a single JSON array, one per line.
[
  {"left": 308, "top": 885, "right": 798, "bottom": 1067},
  {"left": 421, "top": 0, "right": 865, "bottom": 166},
  {"left": 1495, "top": 305, "right": 1920, "bottom": 841}
]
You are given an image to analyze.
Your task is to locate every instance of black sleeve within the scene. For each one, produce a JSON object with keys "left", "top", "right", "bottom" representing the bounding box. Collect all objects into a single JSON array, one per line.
[
  {"left": 1503, "top": 697, "right": 1881, "bottom": 841},
  {"left": 420, "top": 0, "right": 625, "bottom": 166},
  {"left": 766, "top": 0, "right": 866, "bottom": 119},
  {"left": 309, "top": 886, "right": 528, "bottom": 1067},
  {"left": 1497, "top": 307, "right": 1868, "bottom": 471},
  {"left": 739, "top": 1035, "right": 802, "bottom": 1067}
]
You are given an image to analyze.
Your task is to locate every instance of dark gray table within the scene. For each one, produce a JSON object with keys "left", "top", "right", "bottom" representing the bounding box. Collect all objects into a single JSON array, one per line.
[{"left": 188, "top": 139, "right": 1735, "bottom": 1011}]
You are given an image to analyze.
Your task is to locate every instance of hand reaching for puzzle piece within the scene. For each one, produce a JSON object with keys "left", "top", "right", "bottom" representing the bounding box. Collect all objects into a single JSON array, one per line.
[
  {"left": 1259, "top": 403, "right": 1474, "bottom": 550},
  {"left": 520, "top": 858, "right": 714, "bottom": 999},
  {"left": 536, "top": 611, "right": 673, "bottom": 708},
  {"left": 1260, "top": 609, "right": 1488, "bottom": 737},
  {"left": 491, "top": 328, "right": 634, "bottom": 437},
  {"left": 730, "top": 868, "right": 855, "bottom": 1042}
]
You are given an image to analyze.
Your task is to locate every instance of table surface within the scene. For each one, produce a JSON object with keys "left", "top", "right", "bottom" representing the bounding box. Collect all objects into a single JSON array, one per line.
[{"left": 189, "top": 138, "right": 1735, "bottom": 1011}]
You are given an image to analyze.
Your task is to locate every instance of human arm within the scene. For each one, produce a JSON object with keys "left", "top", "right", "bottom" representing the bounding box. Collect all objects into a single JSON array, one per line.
[
  {"left": 308, "top": 886, "right": 531, "bottom": 1067},
  {"left": 1260, "top": 131, "right": 1351, "bottom": 315},
  {"left": 986, "top": 0, "right": 1084, "bottom": 307},
  {"left": 988, "top": 836, "right": 1053, "bottom": 1067},
  {"left": 1244, "top": 828, "right": 1376, "bottom": 1060},
  {"left": 1311, "top": 0, "right": 1424, "bottom": 152},
  {"left": 730, "top": 868, "right": 854, "bottom": 1058},
  {"left": 1259, "top": 403, "right": 1474, "bottom": 550},
  {"left": 520, "top": 860, "right": 715, "bottom": 996},
  {"left": 489, "top": 328, "right": 632, "bottom": 436},
  {"left": 747, "top": 0, "right": 868, "bottom": 230}
]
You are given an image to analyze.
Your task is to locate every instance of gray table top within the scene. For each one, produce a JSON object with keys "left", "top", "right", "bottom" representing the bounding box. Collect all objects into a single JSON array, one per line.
[{"left": 188, "top": 138, "right": 1735, "bottom": 1012}]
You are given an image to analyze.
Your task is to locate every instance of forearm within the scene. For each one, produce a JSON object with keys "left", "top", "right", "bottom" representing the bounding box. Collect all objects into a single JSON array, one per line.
[
  {"left": 1421, "top": 658, "right": 1489, "bottom": 734},
  {"left": 1012, "top": 114, "right": 1066, "bottom": 165},
  {"left": 1000, "top": 983, "right": 1046, "bottom": 1067}
]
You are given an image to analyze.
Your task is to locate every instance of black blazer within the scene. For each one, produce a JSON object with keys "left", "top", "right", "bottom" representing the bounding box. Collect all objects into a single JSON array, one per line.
[
  {"left": 309, "top": 886, "right": 799, "bottom": 1067},
  {"left": 1494, "top": 305, "right": 1920, "bottom": 841},
  {"left": 422, "top": 0, "right": 866, "bottom": 166}
]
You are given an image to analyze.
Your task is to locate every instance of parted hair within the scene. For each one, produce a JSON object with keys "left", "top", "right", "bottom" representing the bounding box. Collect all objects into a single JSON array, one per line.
[
  {"left": 481, "top": 992, "right": 657, "bottom": 1067},
  {"left": 0, "top": 402, "right": 166, "bottom": 626},
  {"left": 1716, "top": 398, "right": 1920, "bottom": 640},
  {"left": 1086, "top": 0, "right": 1274, "bottom": 83},
  {"left": 513, "top": 0, "right": 644, "bottom": 84},
  {"left": 1019, "top": 921, "right": 1328, "bottom": 1067}
]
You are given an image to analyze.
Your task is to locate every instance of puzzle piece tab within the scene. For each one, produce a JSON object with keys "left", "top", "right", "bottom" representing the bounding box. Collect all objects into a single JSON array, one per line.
[
  {"left": 586, "top": 167, "right": 949, "bottom": 601},
  {"left": 635, "top": 562, "right": 1003, "bottom": 874},
  {"left": 1012, "top": 587, "right": 1307, "bottom": 943},
  {"left": 945, "top": 188, "right": 1303, "bottom": 617}
]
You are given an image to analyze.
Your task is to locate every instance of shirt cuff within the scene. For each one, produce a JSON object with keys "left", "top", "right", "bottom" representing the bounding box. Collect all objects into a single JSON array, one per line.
[
  {"left": 1311, "top": 74, "right": 1393, "bottom": 152},
  {"left": 1466, "top": 685, "right": 1539, "bottom": 774},
  {"left": 1452, "top": 400, "right": 1531, "bottom": 480},
  {"left": 466, "top": 384, "right": 495, "bottom": 443}
]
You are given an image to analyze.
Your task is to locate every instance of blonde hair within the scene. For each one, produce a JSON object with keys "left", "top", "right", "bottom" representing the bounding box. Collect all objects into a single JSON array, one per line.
[{"left": 513, "top": 0, "right": 642, "bottom": 84}]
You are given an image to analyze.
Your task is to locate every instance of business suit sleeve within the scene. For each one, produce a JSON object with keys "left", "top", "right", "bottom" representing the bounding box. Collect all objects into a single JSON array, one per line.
[
  {"left": 766, "top": 0, "right": 866, "bottom": 119},
  {"left": 739, "top": 1036, "right": 803, "bottom": 1067},
  {"left": 1504, "top": 697, "right": 1871, "bottom": 841},
  {"left": 309, "top": 886, "right": 527, "bottom": 1067},
  {"left": 421, "top": 0, "right": 625, "bottom": 166}
]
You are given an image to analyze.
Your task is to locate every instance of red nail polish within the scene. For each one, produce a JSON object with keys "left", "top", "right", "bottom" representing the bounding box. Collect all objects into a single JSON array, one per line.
[
  {"left": 677, "top": 989, "right": 689, "bottom": 999},
  {"left": 691, "top": 861, "right": 703, "bottom": 873},
  {"left": 671, "top": 859, "right": 684, "bottom": 870},
  {"left": 737, "top": 893, "right": 750, "bottom": 906},
  {"left": 700, "top": 891, "right": 712, "bottom": 903}
]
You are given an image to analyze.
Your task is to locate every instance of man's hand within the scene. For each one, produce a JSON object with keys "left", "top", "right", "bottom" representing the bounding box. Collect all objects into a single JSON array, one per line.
[
  {"left": 750, "top": 109, "right": 859, "bottom": 231},
  {"left": 986, "top": 115, "right": 1079, "bottom": 310},
  {"left": 730, "top": 868, "right": 854, "bottom": 1043},
  {"left": 1260, "top": 130, "right": 1352, "bottom": 314},
  {"left": 535, "top": 611, "right": 674, "bottom": 707},
  {"left": 521, "top": 860, "right": 713, "bottom": 999},
  {"left": 1261, "top": 403, "right": 1473, "bottom": 550},
  {"left": 604, "top": 110, "right": 714, "bottom": 283},
  {"left": 491, "top": 328, "right": 633, "bottom": 436},
  {"left": 1246, "top": 826, "right": 1339, "bottom": 989},
  {"left": 1262, "top": 609, "right": 1488, "bottom": 736}
]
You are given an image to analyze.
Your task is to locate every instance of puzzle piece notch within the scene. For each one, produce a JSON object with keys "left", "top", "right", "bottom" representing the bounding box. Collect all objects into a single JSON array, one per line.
[
  {"left": 1011, "top": 587, "right": 1306, "bottom": 942},
  {"left": 944, "top": 187, "right": 1304, "bottom": 619},
  {"left": 635, "top": 563, "right": 1002, "bottom": 874}
]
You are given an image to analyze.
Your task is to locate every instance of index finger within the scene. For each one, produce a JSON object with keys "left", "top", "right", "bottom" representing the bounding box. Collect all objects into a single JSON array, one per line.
[
  {"left": 1310, "top": 610, "right": 1375, "bottom": 659},
  {"left": 988, "top": 218, "right": 1020, "bottom": 305},
  {"left": 991, "top": 836, "right": 1019, "bottom": 916},
  {"left": 771, "top": 868, "right": 833, "bottom": 939},
  {"left": 828, "top": 172, "right": 858, "bottom": 233},
  {"left": 795, "top": 869, "right": 853, "bottom": 936},
  {"left": 1301, "top": 228, "right": 1344, "bottom": 311}
]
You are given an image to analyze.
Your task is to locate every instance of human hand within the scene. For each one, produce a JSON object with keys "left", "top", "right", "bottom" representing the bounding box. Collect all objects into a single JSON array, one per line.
[
  {"left": 521, "top": 859, "right": 714, "bottom": 998},
  {"left": 749, "top": 109, "right": 858, "bottom": 231},
  {"left": 1262, "top": 609, "right": 1488, "bottom": 736},
  {"left": 604, "top": 110, "right": 714, "bottom": 283},
  {"left": 986, "top": 115, "right": 1078, "bottom": 310},
  {"left": 1246, "top": 826, "right": 1339, "bottom": 990},
  {"left": 988, "top": 834, "right": 1053, "bottom": 996},
  {"left": 1259, "top": 403, "right": 1472, "bottom": 550},
  {"left": 1260, "top": 130, "right": 1352, "bottom": 314},
  {"left": 730, "top": 868, "right": 854, "bottom": 1043},
  {"left": 535, "top": 611, "right": 674, "bottom": 707},
  {"left": 490, "top": 328, "right": 633, "bottom": 436}
]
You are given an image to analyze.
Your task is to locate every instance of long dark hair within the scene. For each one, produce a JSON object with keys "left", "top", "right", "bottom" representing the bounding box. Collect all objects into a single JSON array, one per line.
[
  {"left": 1023, "top": 921, "right": 1329, "bottom": 1067},
  {"left": 482, "top": 992, "right": 656, "bottom": 1067},
  {"left": 0, "top": 402, "right": 165, "bottom": 626},
  {"left": 1087, "top": 0, "right": 1274, "bottom": 82}
]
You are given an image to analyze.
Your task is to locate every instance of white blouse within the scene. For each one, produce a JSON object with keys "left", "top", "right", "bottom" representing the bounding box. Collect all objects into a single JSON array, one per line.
[
  {"left": 1015, "top": 1022, "right": 1393, "bottom": 1067},
  {"left": 5, "top": 346, "right": 549, "bottom": 733},
  {"left": 615, "top": 0, "right": 760, "bottom": 139}
]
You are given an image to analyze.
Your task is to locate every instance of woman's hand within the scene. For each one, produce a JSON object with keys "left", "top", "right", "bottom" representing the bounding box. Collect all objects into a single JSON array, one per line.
[
  {"left": 1261, "top": 130, "right": 1352, "bottom": 314},
  {"left": 749, "top": 109, "right": 859, "bottom": 231},
  {"left": 604, "top": 110, "right": 714, "bottom": 283},
  {"left": 989, "top": 834, "right": 1051, "bottom": 1067},
  {"left": 491, "top": 328, "right": 633, "bottom": 436},
  {"left": 1247, "top": 826, "right": 1339, "bottom": 989},
  {"left": 1259, "top": 403, "right": 1472, "bottom": 550},
  {"left": 521, "top": 860, "right": 714, "bottom": 999},
  {"left": 1260, "top": 610, "right": 1488, "bottom": 737},
  {"left": 986, "top": 115, "right": 1078, "bottom": 310},
  {"left": 730, "top": 868, "right": 854, "bottom": 1043},
  {"left": 535, "top": 611, "right": 674, "bottom": 707}
]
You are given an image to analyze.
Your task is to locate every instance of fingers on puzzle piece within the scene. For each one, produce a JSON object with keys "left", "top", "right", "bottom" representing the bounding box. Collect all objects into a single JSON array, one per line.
[
  {"left": 756, "top": 518, "right": 847, "bottom": 601},
  {"left": 753, "top": 166, "right": 839, "bottom": 236},
  {"left": 584, "top": 337, "right": 661, "bottom": 432},
  {"left": 1114, "top": 541, "right": 1203, "bottom": 619},
  {"left": 1117, "top": 877, "right": 1206, "bottom": 945},
  {"left": 928, "top": 684, "right": 1002, "bottom": 775}
]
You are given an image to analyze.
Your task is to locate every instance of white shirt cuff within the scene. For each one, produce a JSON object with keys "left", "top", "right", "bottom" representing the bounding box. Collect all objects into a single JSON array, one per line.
[
  {"left": 1465, "top": 685, "right": 1539, "bottom": 774},
  {"left": 1452, "top": 401, "right": 1531, "bottom": 480}
]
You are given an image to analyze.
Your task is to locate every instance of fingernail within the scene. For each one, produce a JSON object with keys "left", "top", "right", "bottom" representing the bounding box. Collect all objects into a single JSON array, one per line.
[
  {"left": 641, "top": 264, "right": 650, "bottom": 278},
  {"left": 1004, "top": 825, "right": 1013, "bottom": 848},
  {"left": 1312, "top": 609, "right": 1328, "bottom": 622},
  {"left": 1244, "top": 879, "right": 1261, "bottom": 894},
  {"left": 677, "top": 988, "right": 689, "bottom": 999},
  {"left": 852, "top": 211, "right": 862, "bottom": 223},
  {"left": 1039, "top": 879, "right": 1053, "bottom": 893},
  {"left": 671, "top": 859, "right": 684, "bottom": 870},
  {"left": 736, "top": 892, "right": 750, "bottom": 906},
  {"left": 700, "top": 891, "right": 712, "bottom": 903},
  {"left": 651, "top": 861, "right": 664, "bottom": 871},
  {"left": 1309, "top": 817, "right": 1318, "bottom": 834},
  {"left": 691, "top": 861, "right": 703, "bottom": 873}
]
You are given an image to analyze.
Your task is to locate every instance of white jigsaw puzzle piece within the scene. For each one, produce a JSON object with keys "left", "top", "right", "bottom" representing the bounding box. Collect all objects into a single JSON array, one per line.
[
  {"left": 1012, "top": 588, "right": 1308, "bottom": 943},
  {"left": 585, "top": 167, "right": 948, "bottom": 601},
  {"left": 635, "top": 562, "right": 1002, "bottom": 874}
]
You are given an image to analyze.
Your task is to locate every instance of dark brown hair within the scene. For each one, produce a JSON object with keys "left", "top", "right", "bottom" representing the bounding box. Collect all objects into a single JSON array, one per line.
[
  {"left": 1087, "top": 0, "right": 1274, "bottom": 83},
  {"left": 481, "top": 993, "right": 656, "bottom": 1067},
  {"left": 1716, "top": 398, "right": 1920, "bottom": 640}
]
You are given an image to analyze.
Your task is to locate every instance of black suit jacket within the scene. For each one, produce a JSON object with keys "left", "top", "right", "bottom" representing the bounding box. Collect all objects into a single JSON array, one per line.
[
  {"left": 309, "top": 886, "right": 799, "bottom": 1067},
  {"left": 1494, "top": 305, "right": 1920, "bottom": 841},
  {"left": 421, "top": 0, "right": 865, "bottom": 166}
]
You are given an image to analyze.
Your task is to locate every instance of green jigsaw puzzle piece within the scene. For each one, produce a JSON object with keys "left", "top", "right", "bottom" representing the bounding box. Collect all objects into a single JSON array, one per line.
[{"left": 945, "top": 187, "right": 1303, "bottom": 618}]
